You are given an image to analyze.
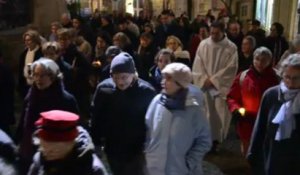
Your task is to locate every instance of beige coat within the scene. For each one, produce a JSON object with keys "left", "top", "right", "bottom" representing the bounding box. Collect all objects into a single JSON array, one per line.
[{"left": 192, "top": 36, "right": 238, "bottom": 142}]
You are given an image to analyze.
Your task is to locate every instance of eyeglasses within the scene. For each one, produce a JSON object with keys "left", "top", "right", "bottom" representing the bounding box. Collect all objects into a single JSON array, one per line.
[
  {"left": 32, "top": 73, "right": 50, "bottom": 79},
  {"left": 282, "top": 74, "right": 300, "bottom": 82}
]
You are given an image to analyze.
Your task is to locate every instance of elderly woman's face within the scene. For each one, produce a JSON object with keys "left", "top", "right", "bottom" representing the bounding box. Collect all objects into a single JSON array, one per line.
[
  {"left": 32, "top": 64, "right": 53, "bottom": 90},
  {"left": 161, "top": 74, "right": 181, "bottom": 95},
  {"left": 158, "top": 55, "right": 171, "bottom": 70},
  {"left": 113, "top": 37, "right": 121, "bottom": 48},
  {"left": 253, "top": 55, "right": 271, "bottom": 73},
  {"left": 282, "top": 66, "right": 300, "bottom": 89},
  {"left": 241, "top": 38, "right": 253, "bottom": 54},
  {"left": 40, "top": 139, "right": 75, "bottom": 161}
]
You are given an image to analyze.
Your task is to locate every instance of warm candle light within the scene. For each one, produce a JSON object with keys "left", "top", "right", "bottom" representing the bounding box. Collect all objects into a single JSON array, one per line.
[{"left": 238, "top": 108, "right": 246, "bottom": 117}]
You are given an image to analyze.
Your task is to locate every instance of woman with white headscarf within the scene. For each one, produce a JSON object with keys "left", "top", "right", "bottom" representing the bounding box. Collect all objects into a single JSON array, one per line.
[{"left": 247, "top": 54, "right": 300, "bottom": 175}]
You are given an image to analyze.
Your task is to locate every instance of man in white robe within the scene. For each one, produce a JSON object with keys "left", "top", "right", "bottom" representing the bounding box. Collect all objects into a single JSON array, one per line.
[{"left": 192, "top": 21, "right": 238, "bottom": 150}]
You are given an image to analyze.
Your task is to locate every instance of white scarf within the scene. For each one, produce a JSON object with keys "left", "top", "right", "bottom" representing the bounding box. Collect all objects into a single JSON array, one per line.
[{"left": 272, "top": 82, "right": 300, "bottom": 141}]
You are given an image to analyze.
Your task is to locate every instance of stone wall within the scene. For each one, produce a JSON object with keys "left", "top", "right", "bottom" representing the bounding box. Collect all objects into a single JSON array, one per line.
[{"left": 33, "top": 0, "right": 68, "bottom": 37}]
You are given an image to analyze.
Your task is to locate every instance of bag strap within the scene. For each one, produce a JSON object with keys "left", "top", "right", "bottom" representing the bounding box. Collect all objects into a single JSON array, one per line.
[{"left": 239, "top": 69, "right": 249, "bottom": 86}]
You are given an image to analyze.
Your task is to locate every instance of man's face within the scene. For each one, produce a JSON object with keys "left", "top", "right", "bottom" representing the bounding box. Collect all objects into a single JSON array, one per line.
[
  {"left": 24, "top": 35, "right": 37, "bottom": 50},
  {"left": 58, "top": 35, "right": 71, "bottom": 50},
  {"left": 61, "top": 15, "right": 70, "bottom": 25},
  {"left": 228, "top": 23, "right": 240, "bottom": 38},
  {"left": 210, "top": 27, "right": 224, "bottom": 42},
  {"left": 160, "top": 14, "right": 169, "bottom": 25},
  {"left": 112, "top": 73, "right": 135, "bottom": 90}
]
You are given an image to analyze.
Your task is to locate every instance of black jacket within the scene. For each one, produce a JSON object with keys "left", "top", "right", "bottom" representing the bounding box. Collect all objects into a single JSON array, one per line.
[
  {"left": 91, "top": 78, "right": 156, "bottom": 158},
  {"left": 135, "top": 44, "right": 159, "bottom": 81},
  {"left": 17, "top": 80, "right": 79, "bottom": 162},
  {"left": 0, "top": 62, "right": 15, "bottom": 133}
]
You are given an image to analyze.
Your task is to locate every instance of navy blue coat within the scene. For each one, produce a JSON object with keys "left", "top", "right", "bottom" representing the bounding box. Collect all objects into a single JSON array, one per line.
[
  {"left": 91, "top": 78, "right": 156, "bottom": 158},
  {"left": 0, "top": 62, "right": 15, "bottom": 134},
  {"left": 247, "top": 86, "right": 300, "bottom": 175}
]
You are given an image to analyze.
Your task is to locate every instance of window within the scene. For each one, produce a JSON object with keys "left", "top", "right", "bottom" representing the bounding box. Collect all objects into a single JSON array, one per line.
[
  {"left": 241, "top": 5, "right": 248, "bottom": 17},
  {"left": 256, "top": 0, "right": 274, "bottom": 31}
]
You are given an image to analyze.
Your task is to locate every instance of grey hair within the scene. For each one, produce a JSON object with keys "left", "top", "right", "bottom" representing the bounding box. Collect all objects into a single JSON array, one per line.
[
  {"left": 279, "top": 53, "right": 300, "bottom": 76},
  {"left": 154, "top": 48, "right": 175, "bottom": 63},
  {"left": 31, "top": 58, "right": 63, "bottom": 80},
  {"left": 253, "top": 46, "right": 272, "bottom": 60}
]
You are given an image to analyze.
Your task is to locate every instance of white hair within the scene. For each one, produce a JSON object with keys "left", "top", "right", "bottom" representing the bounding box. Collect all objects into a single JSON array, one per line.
[
  {"left": 279, "top": 53, "right": 300, "bottom": 76},
  {"left": 31, "top": 58, "right": 63, "bottom": 80}
]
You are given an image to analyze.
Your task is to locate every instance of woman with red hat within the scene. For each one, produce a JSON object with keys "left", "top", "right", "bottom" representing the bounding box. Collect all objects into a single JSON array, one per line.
[{"left": 28, "top": 110, "right": 108, "bottom": 175}]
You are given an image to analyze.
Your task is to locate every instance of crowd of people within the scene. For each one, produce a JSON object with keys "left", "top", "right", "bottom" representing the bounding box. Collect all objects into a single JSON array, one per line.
[{"left": 0, "top": 8, "right": 300, "bottom": 175}]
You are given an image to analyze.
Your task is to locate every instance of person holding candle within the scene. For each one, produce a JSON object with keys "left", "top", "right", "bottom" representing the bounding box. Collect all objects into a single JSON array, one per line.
[{"left": 227, "top": 47, "right": 279, "bottom": 155}]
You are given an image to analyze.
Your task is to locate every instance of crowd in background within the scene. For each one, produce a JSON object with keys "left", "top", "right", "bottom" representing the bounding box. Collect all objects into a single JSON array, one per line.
[{"left": 0, "top": 8, "right": 300, "bottom": 175}]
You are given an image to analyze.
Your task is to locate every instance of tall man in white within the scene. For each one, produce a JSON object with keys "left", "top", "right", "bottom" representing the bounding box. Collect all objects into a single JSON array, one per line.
[{"left": 192, "top": 21, "right": 238, "bottom": 152}]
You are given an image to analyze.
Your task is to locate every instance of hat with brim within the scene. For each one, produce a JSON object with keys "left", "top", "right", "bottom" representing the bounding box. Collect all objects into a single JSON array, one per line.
[{"left": 35, "top": 110, "right": 79, "bottom": 142}]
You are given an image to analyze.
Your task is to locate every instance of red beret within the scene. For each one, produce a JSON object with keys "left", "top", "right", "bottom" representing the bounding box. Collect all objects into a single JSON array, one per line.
[{"left": 35, "top": 110, "right": 79, "bottom": 142}]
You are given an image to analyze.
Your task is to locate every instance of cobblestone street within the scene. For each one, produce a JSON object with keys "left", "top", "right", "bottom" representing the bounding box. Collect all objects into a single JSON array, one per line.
[{"left": 203, "top": 125, "right": 251, "bottom": 175}]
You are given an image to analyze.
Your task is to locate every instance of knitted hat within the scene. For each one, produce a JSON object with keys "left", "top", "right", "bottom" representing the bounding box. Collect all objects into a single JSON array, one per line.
[
  {"left": 110, "top": 52, "right": 135, "bottom": 74},
  {"left": 105, "top": 46, "right": 122, "bottom": 58},
  {"left": 162, "top": 63, "right": 192, "bottom": 88},
  {"left": 35, "top": 110, "right": 79, "bottom": 142}
]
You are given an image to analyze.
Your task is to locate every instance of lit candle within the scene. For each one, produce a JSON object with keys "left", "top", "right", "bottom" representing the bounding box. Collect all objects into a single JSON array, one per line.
[{"left": 238, "top": 108, "right": 246, "bottom": 117}]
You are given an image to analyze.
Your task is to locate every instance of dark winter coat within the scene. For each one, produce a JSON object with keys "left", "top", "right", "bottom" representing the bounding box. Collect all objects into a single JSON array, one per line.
[
  {"left": 148, "top": 66, "right": 162, "bottom": 93},
  {"left": 54, "top": 57, "right": 74, "bottom": 94},
  {"left": 237, "top": 52, "right": 253, "bottom": 73},
  {"left": 155, "top": 23, "right": 181, "bottom": 48},
  {"left": 0, "top": 62, "right": 15, "bottom": 134},
  {"left": 135, "top": 44, "right": 159, "bottom": 81},
  {"left": 227, "top": 32, "right": 244, "bottom": 52},
  {"left": 62, "top": 44, "right": 91, "bottom": 115},
  {"left": 28, "top": 126, "right": 108, "bottom": 175},
  {"left": 247, "top": 29, "right": 266, "bottom": 48},
  {"left": 247, "top": 86, "right": 300, "bottom": 175},
  {"left": 17, "top": 48, "right": 43, "bottom": 98},
  {"left": 264, "top": 36, "right": 289, "bottom": 65},
  {"left": 17, "top": 80, "right": 79, "bottom": 162},
  {"left": 91, "top": 78, "right": 156, "bottom": 158}
]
